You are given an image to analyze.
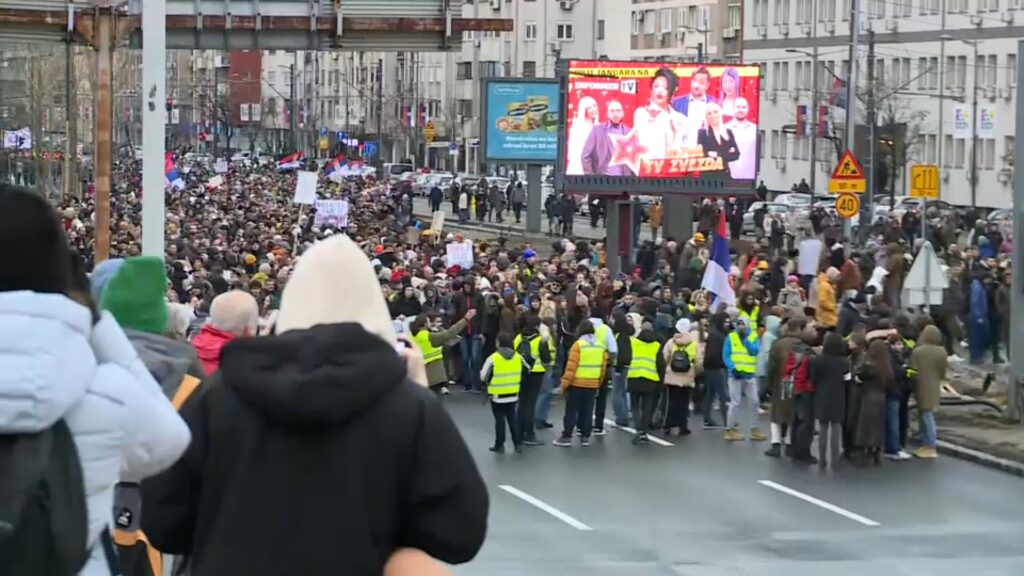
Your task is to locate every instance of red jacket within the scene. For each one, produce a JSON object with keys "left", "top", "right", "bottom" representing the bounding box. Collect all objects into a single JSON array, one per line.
[{"left": 192, "top": 325, "right": 237, "bottom": 376}]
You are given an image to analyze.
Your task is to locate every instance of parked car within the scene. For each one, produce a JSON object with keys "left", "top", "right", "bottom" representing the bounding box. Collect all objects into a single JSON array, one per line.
[
  {"left": 889, "top": 196, "right": 954, "bottom": 221},
  {"left": 742, "top": 202, "right": 794, "bottom": 237}
]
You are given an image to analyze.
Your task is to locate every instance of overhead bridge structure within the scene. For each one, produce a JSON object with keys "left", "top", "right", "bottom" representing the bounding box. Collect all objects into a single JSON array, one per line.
[
  {"left": 0, "top": 0, "right": 511, "bottom": 51},
  {"left": 0, "top": 0, "right": 512, "bottom": 261}
]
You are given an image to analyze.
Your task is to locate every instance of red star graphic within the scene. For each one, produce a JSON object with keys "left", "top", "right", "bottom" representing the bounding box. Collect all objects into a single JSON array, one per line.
[{"left": 609, "top": 130, "right": 648, "bottom": 176}]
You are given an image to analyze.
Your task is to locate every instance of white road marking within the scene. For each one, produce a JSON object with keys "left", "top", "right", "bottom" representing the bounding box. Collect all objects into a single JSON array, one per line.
[
  {"left": 757, "top": 480, "right": 881, "bottom": 527},
  {"left": 498, "top": 485, "right": 594, "bottom": 531},
  {"left": 604, "top": 419, "right": 675, "bottom": 446}
]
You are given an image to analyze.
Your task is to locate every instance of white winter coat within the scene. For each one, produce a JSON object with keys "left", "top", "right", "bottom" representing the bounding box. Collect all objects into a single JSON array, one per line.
[{"left": 0, "top": 292, "right": 191, "bottom": 575}]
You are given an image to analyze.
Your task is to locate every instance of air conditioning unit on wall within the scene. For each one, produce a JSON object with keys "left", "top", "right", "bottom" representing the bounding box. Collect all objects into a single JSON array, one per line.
[{"left": 560, "top": 0, "right": 578, "bottom": 10}]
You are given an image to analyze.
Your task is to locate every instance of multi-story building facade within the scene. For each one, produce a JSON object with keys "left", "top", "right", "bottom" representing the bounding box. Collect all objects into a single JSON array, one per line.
[
  {"left": 617, "top": 0, "right": 743, "bottom": 62},
  {"left": 744, "top": 0, "right": 1020, "bottom": 208}
]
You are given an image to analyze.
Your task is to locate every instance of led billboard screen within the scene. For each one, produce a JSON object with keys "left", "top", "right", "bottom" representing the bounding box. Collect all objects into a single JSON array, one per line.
[
  {"left": 560, "top": 60, "right": 760, "bottom": 194},
  {"left": 481, "top": 78, "right": 560, "bottom": 163}
]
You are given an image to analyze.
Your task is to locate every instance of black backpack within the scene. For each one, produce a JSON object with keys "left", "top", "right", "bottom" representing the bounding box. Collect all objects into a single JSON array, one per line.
[
  {"left": 0, "top": 419, "right": 90, "bottom": 575},
  {"left": 670, "top": 345, "right": 693, "bottom": 373}
]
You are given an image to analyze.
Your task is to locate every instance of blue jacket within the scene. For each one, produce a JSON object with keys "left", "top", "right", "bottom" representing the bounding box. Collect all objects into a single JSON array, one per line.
[
  {"left": 722, "top": 329, "right": 759, "bottom": 377},
  {"left": 0, "top": 292, "right": 190, "bottom": 574},
  {"left": 968, "top": 278, "right": 989, "bottom": 324}
]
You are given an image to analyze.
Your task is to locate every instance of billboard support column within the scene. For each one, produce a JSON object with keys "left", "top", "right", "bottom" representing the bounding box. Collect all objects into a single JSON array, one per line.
[
  {"left": 607, "top": 200, "right": 622, "bottom": 277},
  {"left": 525, "top": 164, "right": 542, "bottom": 233},
  {"left": 663, "top": 196, "right": 693, "bottom": 243},
  {"left": 608, "top": 199, "right": 635, "bottom": 277}
]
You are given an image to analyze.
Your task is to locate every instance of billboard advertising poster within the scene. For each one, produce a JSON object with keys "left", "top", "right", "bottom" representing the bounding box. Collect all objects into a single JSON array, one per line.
[
  {"left": 559, "top": 60, "right": 761, "bottom": 195},
  {"left": 481, "top": 78, "right": 560, "bottom": 163}
]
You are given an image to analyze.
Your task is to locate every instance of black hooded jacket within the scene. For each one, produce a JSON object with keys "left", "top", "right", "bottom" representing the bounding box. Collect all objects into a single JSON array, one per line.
[{"left": 141, "top": 323, "right": 488, "bottom": 576}]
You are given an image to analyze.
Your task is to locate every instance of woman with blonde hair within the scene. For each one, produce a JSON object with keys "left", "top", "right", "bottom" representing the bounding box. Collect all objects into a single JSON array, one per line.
[{"left": 566, "top": 96, "right": 599, "bottom": 174}]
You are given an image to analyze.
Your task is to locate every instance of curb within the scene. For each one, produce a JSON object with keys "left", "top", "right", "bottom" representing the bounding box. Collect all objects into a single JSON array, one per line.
[{"left": 935, "top": 439, "right": 1024, "bottom": 478}]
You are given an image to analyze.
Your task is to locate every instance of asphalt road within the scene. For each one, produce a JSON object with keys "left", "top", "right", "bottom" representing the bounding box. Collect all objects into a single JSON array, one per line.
[{"left": 443, "top": 392, "right": 1024, "bottom": 576}]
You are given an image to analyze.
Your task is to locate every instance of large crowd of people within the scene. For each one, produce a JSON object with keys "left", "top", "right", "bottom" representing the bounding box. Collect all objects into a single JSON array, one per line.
[{"left": 0, "top": 152, "right": 1013, "bottom": 574}]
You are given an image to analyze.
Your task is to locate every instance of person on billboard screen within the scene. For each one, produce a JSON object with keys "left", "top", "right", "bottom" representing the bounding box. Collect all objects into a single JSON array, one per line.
[
  {"left": 671, "top": 66, "right": 719, "bottom": 147},
  {"left": 724, "top": 96, "right": 757, "bottom": 181},
  {"left": 697, "top": 102, "right": 739, "bottom": 170},
  {"left": 567, "top": 96, "right": 598, "bottom": 175},
  {"left": 633, "top": 67, "right": 689, "bottom": 161},
  {"left": 581, "top": 100, "right": 633, "bottom": 176},
  {"left": 719, "top": 67, "right": 742, "bottom": 121}
]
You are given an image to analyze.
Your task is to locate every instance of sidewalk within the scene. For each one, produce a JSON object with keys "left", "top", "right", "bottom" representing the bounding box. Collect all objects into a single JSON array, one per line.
[{"left": 935, "top": 362, "right": 1024, "bottom": 476}]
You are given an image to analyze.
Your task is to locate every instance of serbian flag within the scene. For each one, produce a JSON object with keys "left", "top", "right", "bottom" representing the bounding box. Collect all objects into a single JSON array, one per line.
[
  {"left": 276, "top": 151, "right": 304, "bottom": 171},
  {"left": 324, "top": 154, "right": 346, "bottom": 178},
  {"left": 700, "top": 212, "right": 736, "bottom": 305},
  {"left": 164, "top": 152, "right": 184, "bottom": 190}
]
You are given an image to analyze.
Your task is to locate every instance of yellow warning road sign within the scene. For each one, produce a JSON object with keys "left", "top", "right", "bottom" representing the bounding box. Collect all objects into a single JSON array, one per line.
[
  {"left": 828, "top": 149, "right": 866, "bottom": 193},
  {"left": 835, "top": 192, "right": 860, "bottom": 219}
]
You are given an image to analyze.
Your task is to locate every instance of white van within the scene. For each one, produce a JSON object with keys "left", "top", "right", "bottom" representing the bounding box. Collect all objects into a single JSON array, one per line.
[{"left": 384, "top": 162, "right": 415, "bottom": 183}]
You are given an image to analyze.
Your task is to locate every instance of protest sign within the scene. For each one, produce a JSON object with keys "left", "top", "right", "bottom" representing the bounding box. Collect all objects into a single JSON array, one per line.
[
  {"left": 293, "top": 171, "right": 318, "bottom": 205},
  {"left": 313, "top": 199, "right": 349, "bottom": 228},
  {"left": 446, "top": 240, "right": 474, "bottom": 269}
]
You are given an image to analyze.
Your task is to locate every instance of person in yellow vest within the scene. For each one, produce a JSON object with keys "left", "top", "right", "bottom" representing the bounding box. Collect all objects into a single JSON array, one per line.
[
  {"left": 553, "top": 321, "right": 608, "bottom": 447},
  {"left": 587, "top": 315, "right": 618, "bottom": 436},
  {"left": 479, "top": 332, "right": 530, "bottom": 453},
  {"left": 410, "top": 309, "right": 475, "bottom": 395},
  {"left": 625, "top": 320, "right": 667, "bottom": 444},
  {"left": 513, "top": 315, "right": 554, "bottom": 446},
  {"left": 661, "top": 318, "right": 703, "bottom": 436},
  {"left": 737, "top": 291, "right": 761, "bottom": 333},
  {"left": 722, "top": 316, "right": 767, "bottom": 441}
]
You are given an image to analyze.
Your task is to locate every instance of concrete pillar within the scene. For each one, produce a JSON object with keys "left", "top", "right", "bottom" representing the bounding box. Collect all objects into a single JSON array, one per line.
[
  {"left": 607, "top": 199, "right": 635, "bottom": 276},
  {"left": 141, "top": 0, "right": 167, "bottom": 257},
  {"left": 663, "top": 196, "right": 694, "bottom": 242},
  {"left": 525, "top": 164, "right": 541, "bottom": 233}
]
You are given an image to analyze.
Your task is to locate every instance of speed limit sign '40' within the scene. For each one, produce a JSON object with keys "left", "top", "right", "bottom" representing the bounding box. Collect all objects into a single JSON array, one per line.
[{"left": 835, "top": 193, "right": 860, "bottom": 219}]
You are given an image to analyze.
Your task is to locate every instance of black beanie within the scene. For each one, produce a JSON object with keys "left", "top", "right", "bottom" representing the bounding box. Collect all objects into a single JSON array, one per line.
[{"left": 0, "top": 184, "right": 72, "bottom": 294}]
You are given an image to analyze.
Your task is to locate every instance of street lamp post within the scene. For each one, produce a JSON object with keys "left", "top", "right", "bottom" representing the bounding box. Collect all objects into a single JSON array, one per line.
[
  {"left": 786, "top": 46, "right": 821, "bottom": 193},
  {"left": 968, "top": 39, "right": 979, "bottom": 214}
]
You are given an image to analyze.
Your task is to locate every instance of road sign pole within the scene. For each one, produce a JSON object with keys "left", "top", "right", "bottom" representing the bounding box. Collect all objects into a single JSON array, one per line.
[{"left": 1009, "top": 40, "right": 1024, "bottom": 422}]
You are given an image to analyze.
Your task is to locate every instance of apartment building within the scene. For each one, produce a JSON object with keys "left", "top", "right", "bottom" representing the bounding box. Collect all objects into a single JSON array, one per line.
[
  {"left": 617, "top": 0, "right": 742, "bottom": 62},
  {"left": 744, "top": 0, "right": 1021, "bottom": 208}
]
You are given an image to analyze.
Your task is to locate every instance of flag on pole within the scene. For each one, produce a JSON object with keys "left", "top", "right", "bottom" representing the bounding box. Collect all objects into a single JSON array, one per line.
[
  {"left": 276, "top": 151, "right": 304, "bottom": 171},
  {"left": 700, "top": 212, "right": 736, "bottom": 306},
  {"left": 324, "top": 154, "right": 346, "bottom": 178},
  {"left": 164, "top": 152, "right": 184, "bottom": 190}
]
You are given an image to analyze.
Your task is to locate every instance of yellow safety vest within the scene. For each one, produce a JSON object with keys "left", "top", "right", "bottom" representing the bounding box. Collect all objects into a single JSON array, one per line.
[
  {"left": 739, "top": 305, "right": 760, "bottom": 332},
  {"left": 728, "top": 332, "right": 757, "bottom": 375},
  {"left": 594, "top": 323, "right": 612, "bottom": 351},
  {"left": 627, "top": 337, "right": 661, "bottom": 382},
  {"left": 513, "top": 334, "right": 547, "bottom": 373},
  {"left": 488, "top": 353, "right": 523, "bottom": 396},
  {"left": 576, "top": 340, "right": 604, "bottom": 380},
  {"left": 413, "top": 330, "right": 444, "bottom": 365}
]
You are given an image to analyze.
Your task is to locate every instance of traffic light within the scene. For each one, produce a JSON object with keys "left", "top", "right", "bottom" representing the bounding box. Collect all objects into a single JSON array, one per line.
[{"left": 166, "top": 98, "right": 173, "bottom": 112}]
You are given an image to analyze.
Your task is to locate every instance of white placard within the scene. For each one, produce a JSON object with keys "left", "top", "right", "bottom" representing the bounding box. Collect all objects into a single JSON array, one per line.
[
  {"left": 293, "top": 171, "right": 318, "bottom": 205},
  {"left": 214, "top": 159, "right": 228, "bottom": 173},
  {"left": 313, "top": 199, "right": 349, "bottom": 228},
  {"left": 431, "top": 210, "right": 446, "bottom": 233},
  {"left": 446, "top": 240, "right": 474, "bottom": 269}
]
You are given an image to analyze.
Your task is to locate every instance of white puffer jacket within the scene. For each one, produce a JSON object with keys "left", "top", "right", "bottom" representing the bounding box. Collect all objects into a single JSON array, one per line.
[{"left": 0, "top": 291, "right": 191, "bottom": 575}]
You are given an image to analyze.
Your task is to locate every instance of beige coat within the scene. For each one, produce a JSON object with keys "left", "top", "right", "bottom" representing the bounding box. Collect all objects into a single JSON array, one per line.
[
  {"left": 661, "top": 332, "right": 702, "bottom": 387},
  {"left": 910, "top": 325, "right": 948, "bottom": 412}
]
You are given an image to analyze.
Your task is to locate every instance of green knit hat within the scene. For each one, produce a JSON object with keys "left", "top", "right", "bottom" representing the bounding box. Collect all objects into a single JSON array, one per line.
[{"left": 100, "top": 256, "right": 169, "bottom": 335}]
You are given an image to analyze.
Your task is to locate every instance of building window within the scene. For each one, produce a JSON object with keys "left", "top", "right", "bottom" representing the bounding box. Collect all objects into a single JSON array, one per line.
[
  {"left": 643, "top": 11, "right": 655, "bottom": 34},
  {"left": 818, "top": 0, "right": 835, "bottom": 20},
  {"left": 759, "top": 130, "right": 766, "bottom": 159},
  {"left": 524, "top": 22, "right": 537, "bottom": 40},
  {"left": 456, "top": 62, "right": 473, "bottom": 80},
  {"left": 954, "top": 138, "right": 966, "bottom": 169},
  {"left": 480, "top": 61, "right": 500, "bottom": 77},
  {"left": 753, "top": 0, "right": 766, "bottom": 25},
  {"left": 943, "top": 135, "right": 954, "bottom": 167},
  {"left": 457, "top": 99, "right": 473, "bottom": 118},
  {"left": 1008, "top": 54, "right": 1017, "bottom": 87},
  {"left": 770, "top": 130, "right": 779, "bottom": 158},
  {"left": 660, "top": 9, "right": 673, "bottom": 33},
  {"left": 557, "top": 23, "right": 574, "bottom": 41},
  {"left": 267, "top": 70, "right": 276, "bottom": 85},
  {"left": 842, "top": 0, "right": 851, "bottom": 20},
  {"left": 775, "top": 0, "right": 791, "bottom": 25},
  {"left": 597, "top": 20, "right": 605, "bottom": 40},
  {"left": 523, "top": 61, "right": 536, "bottom": 78},
  {"left": 925, "top": 134, "right": 938, "bottom": 164},
  {"left": 631, "top": 12, "right": 640, "bottom": 35},
  {"left": 984, "top": 138, "right": 996, "bottom": 170},
  {"left": 729, "top": 5, "right": 741, "bottom": 28},
  {"left": 1005, "top": 136, "right": 1015, "bottom": 166},
  {"left": 780, "top": 62, "right": 790, "bottom": 90},
  {"left": 986, "top": 54, "right": 998, "bottom": 87}
]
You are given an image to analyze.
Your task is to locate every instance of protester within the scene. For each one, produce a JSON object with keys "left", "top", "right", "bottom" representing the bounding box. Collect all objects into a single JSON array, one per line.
[
  {"left": 191, "top": 290, "right": 260, "bottom": 375},
  {"left": 0, "top": 184, "right": 189, "bottom": 575},
  {"left": 554, "top": 321, "right": 607, "bottom": 447},
  {"left": 140, "top": 235, "right": 488, "bottom": 574},
  {"left": 910, "top": 325, "right": 947, "bottom": 459}
]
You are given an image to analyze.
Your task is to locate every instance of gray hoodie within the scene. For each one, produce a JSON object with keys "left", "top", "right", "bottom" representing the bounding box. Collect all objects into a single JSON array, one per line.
[{"left": 125, "top": 329, "right": 206, "bottom": 399}]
